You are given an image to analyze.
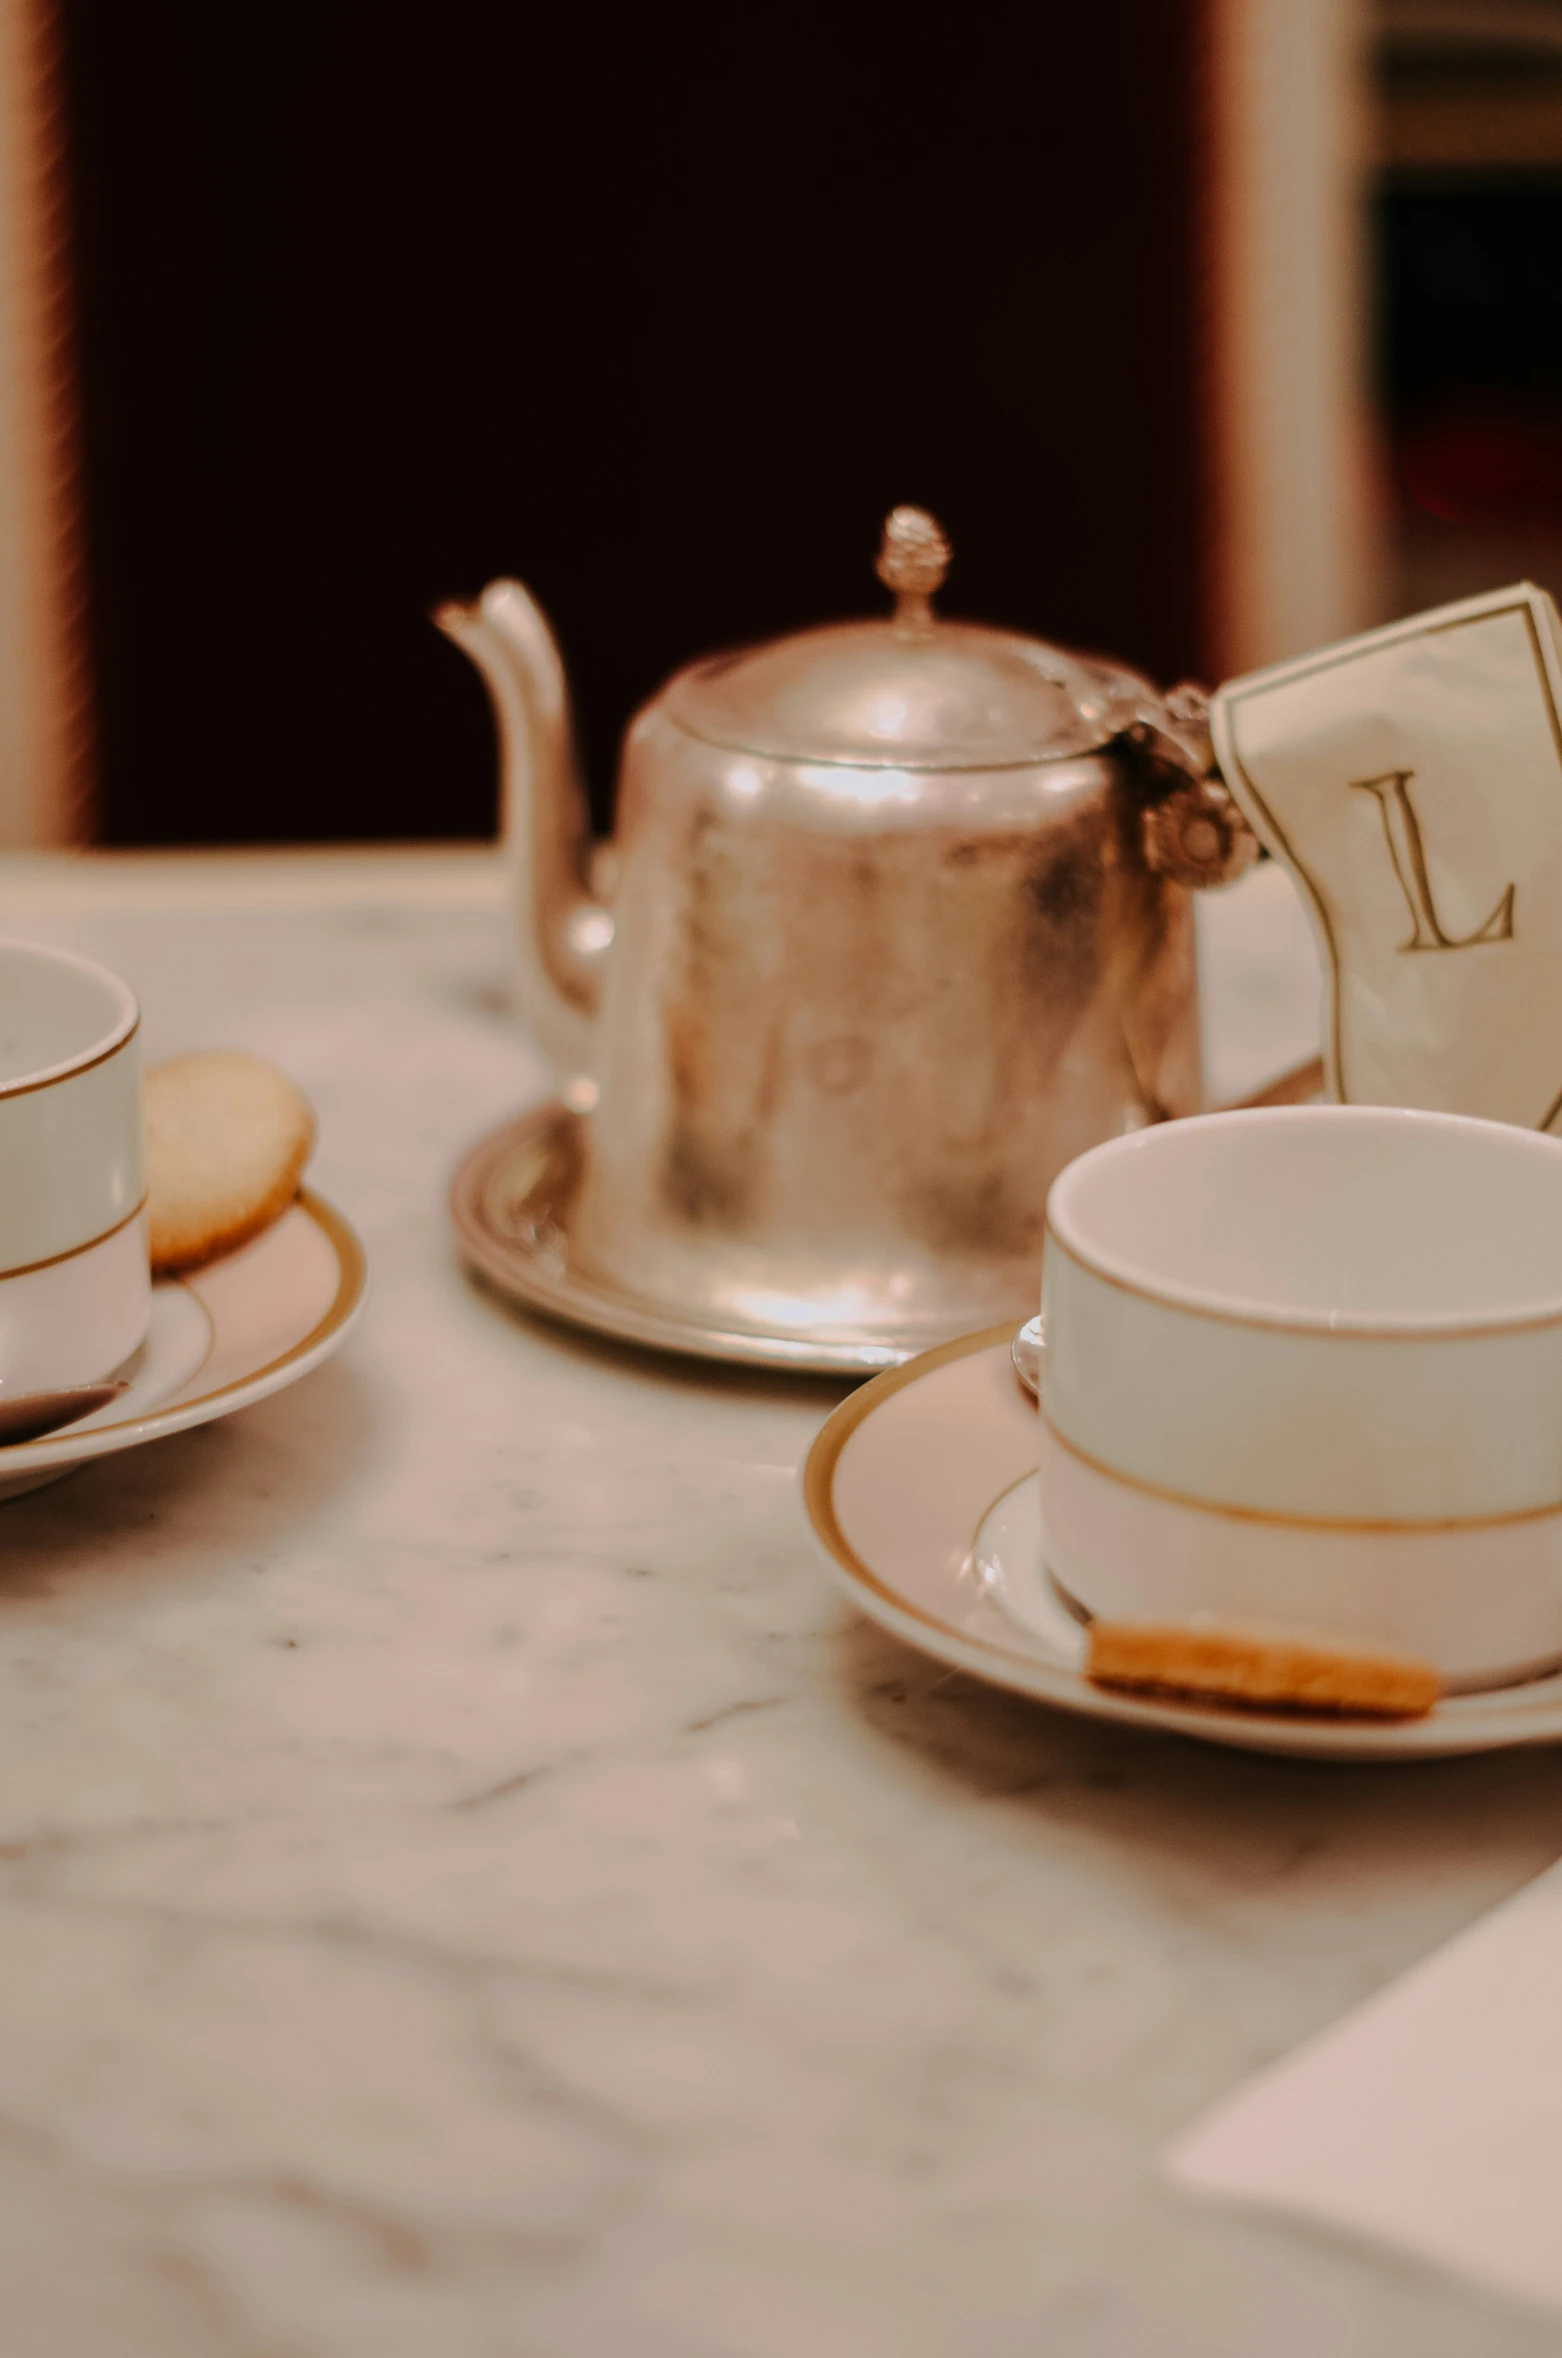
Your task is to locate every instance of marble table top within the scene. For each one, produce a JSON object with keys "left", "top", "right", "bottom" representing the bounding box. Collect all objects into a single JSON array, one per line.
[{"left": 0, "top": 847, "right": 1559, "bottom": 2358}]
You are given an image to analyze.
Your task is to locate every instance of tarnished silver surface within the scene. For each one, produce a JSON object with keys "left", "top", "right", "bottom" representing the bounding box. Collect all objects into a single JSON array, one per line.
[
  {"left": 451, "top": 1101, "right": 913, "bottom": 1373},
  {"left": 660, "top": 509, "right": 1154, "bottom": 770},
  {"left": 438, "top": 510, "right": 1256, "bottom": 1362},
  {"left": 433, "top": 581, "right": 611, "bottom": 1079}
]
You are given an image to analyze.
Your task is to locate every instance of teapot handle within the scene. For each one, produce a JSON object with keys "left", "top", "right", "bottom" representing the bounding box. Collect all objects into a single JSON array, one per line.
[{"left": 1116, "top": 683, "right": 1261, "bottom": 891}]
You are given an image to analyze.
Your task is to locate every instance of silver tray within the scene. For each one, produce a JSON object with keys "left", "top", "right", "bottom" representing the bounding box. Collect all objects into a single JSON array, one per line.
[{"left": 451, "top": 1103, "right": 937, "bottom": 1377}]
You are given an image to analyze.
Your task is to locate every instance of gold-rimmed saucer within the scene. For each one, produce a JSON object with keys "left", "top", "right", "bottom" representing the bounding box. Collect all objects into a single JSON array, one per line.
[
  {"left": 0, "top": 1189, "right": 366, "bottom": 1503},
  {"left": 803, "top": 1324, "right": 1562, "bottom": 1761}
]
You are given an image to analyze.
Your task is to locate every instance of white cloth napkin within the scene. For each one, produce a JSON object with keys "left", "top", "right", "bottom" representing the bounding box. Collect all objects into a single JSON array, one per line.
[
  {"left": 1210, "top": 582, "right": 1562, "bottom": 1130},
  {"left": 1194, "top": 859, "right": 1322, "bottom": 1108},
  {"left": 1165, "top": 1859, "right": 1562, "bottom": 2316}
]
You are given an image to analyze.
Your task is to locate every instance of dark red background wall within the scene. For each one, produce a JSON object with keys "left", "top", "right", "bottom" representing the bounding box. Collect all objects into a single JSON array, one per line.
[{"left": 59, "top": 0, "right": 1208, "bottom": 842}]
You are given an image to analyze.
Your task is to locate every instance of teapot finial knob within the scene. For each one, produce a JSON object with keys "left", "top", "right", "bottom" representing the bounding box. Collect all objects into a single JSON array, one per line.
[{"left": 876, "top": 506, "right": 950, "bottom": 640}]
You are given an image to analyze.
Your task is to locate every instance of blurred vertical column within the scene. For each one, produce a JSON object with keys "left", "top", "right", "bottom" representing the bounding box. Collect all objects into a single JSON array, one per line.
[
  {"left": 0, "top": 0, "right": 90, "bottom": 844},
  {"left": 1203, "top": 0, "right": 1384, "bottom": 677}
]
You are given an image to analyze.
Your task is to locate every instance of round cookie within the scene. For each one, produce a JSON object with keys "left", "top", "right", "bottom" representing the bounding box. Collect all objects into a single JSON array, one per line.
[{"left": 145, "top": 1051, "right": 316, "bottom": 1276}]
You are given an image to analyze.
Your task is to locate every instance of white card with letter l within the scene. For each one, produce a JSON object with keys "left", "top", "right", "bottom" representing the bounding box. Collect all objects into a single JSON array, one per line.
[
  {"left": 1165, "top": 1859, "right": 1562, "bottom": 2317},
  {"left": 1210, "top": 585, "right": 1562, "bottom": 1129}
]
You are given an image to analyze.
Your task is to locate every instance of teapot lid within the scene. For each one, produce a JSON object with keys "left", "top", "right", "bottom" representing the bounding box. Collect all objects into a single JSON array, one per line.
[{"left": 662, "top": 508, "right": 1153, "bottom": 771}]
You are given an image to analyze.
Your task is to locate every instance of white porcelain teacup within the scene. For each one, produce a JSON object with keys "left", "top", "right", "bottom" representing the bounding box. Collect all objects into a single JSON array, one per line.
[
  {"left": 0, "top": 940, "right": 148, "bottom": 1396},
  {"left": 1038, "top": 1104, "right": 1562, "bottom": 1689}
]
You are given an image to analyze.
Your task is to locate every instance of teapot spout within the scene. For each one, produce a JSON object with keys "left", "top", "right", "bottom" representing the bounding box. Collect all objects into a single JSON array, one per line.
[{"left": 435, "top": 579, "right": 611, "bottom": 1087}]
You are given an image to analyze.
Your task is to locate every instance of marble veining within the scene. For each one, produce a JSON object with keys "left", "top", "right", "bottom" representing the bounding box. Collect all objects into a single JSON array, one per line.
[{"left": 0, "top": 854, "right": 1556, "bottom": 2355}]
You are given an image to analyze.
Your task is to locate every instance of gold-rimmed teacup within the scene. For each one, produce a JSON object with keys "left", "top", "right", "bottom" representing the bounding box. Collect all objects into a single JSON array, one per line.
[
  {"left": 1038, "top": 1104, "right": 1562, "bottom": 1688},
  {"left": 0, "top": 940, "right": 148, "bottom": 1395}
]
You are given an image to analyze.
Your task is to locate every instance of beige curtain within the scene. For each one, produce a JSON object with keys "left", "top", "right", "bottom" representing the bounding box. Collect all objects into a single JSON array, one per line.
[
  {"left": 0, "top": 0, "right": 89, "bottom": 844},
  {"left": 1202, "top": 0, "right": 1384, "bottom": 681}
]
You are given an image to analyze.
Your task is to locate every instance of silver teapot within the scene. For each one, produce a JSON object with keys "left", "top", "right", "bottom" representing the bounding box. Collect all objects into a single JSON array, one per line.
[{"left": 438, "top": 509, "right": 1255, "bottom": 1356}]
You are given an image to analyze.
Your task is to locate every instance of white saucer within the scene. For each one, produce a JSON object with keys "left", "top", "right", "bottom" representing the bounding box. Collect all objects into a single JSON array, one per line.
[
  {"left": 804, "top": 1324, "right": 1562, "bottom": 1761},
  {"left": 0, "top": 1190, "right": 367, "bottom": 1503}
]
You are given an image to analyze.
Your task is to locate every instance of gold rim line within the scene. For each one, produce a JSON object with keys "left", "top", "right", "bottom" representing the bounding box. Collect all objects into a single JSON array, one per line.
[
  {"left": 0, "top": 1013, "right": 140, "bottom": 1101},
  {"left": 1040, "top": 1405, "right": 1562, "bottom": 1533},
  {"left": 1043, "top": 1224, "right": 1562, "bottom": 1342},
  {"left": 0, "top": 1192, "right": 148, "bottom": 1282},
  {"left": 972, "top": 1463, "right": 1562, "bottom": 1696},
  {"left": 802, "top": 1323, "right": 1066, "bottom": 1668},
  {"left": 16, "top": 1187, "right": 367, "bottom": 1452},
  {"left": 1221, "top": 599, "right": 1562, "bottom": 1118}
]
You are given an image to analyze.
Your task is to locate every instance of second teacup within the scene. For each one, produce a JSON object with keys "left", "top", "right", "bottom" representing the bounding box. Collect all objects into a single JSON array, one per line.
[
  {"left": 1038, "top": 1104, "right": 1562, "bottom": 1688},
  {"left": 0, "top": 939, "right": 148, "bottom": 1395}
]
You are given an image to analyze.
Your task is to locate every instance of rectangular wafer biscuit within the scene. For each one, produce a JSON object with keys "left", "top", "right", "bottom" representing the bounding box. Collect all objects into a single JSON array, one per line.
[{"left": 1087, "top": 1619, "right": 1440, "bottom": 1719}]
